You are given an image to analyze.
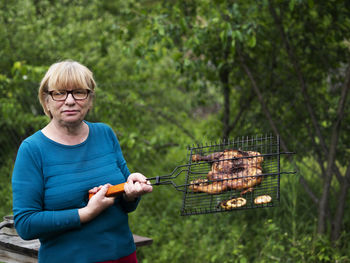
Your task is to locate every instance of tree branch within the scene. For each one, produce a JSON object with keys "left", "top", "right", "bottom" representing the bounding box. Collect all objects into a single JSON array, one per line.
[
  {"left": 237, "top": 48, "right": 319, "bottom": 206},
  {"left": 237, "top": 49, "right": 288, "bottom": 151},
  {"left": 137, "top": 104, "right": 198, "bottom": 143},
  {"left": 319, "top": 63, "right": 350, "bottom": 234},
  {"left": 227, "top": 91, "right": 254, "bottom": 134},
  {"left": 268, "top": 2, "right": 329, "bottom": 158}
]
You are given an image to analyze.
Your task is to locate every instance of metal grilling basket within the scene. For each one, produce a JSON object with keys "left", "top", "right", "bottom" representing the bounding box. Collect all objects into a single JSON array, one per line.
[
  {"left": 89, "top": 134, "right": 295, "bottom": 216},
  {"left": 179, "top": 134, "right": 294, "bottom": 215}
]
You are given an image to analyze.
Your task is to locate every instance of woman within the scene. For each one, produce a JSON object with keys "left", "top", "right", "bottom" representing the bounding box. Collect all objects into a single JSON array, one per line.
[{"left": 12, "top": 60, "right": 152, "bottom": 263}]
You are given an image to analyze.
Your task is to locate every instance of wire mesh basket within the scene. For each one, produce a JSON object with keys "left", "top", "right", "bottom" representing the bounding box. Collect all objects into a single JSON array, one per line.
[{"left": 180, "top": 134, "right": 292, "bottom": 216}]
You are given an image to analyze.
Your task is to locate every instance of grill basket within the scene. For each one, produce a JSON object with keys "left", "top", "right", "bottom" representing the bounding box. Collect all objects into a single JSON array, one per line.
[{"left": 178, "top": 134, "right": 293, "bottom": 216}]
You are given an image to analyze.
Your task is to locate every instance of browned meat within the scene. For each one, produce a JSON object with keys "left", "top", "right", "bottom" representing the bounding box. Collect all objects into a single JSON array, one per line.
[
  {"left": 207, "top": 166, "right": 262, "bottom": 181},
  {"left": 192, "top": 149, "right": 263, "bottom": 170},
  {"left": 189, "top": 179, "right": 227, "bottom": 194},
  {"left": 189, "top": 167, "right": 262, "bottom": 194},
  {"left": 254, "top": 195, "right": 272, "bottom": 204},
  {"left": 219, "top": 197, "right": 247, "bottom": 210},
  {"left": 189, "top": 149, "right": 263, "bottom": 194}
]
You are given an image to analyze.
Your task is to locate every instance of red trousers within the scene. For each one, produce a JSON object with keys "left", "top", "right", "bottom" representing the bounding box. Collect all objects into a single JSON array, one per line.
[{"left": 98, "top": 251, "right": 137, "bottom": 263}]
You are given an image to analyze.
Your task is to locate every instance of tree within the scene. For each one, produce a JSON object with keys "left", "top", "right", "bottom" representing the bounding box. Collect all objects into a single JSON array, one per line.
[{"left": 149, "top": 0, "right": 350, "bottom": 243}]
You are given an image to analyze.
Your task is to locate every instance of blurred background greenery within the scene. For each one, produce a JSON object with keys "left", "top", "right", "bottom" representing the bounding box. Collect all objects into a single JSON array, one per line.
[{"left": 1, "top": 0, "right": 349, "bottom": 262}]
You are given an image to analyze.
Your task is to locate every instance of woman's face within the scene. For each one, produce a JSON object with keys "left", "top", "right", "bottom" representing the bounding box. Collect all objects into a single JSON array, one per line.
[{"left": 45, "top": 88, "right": 93, "bottom": 127}]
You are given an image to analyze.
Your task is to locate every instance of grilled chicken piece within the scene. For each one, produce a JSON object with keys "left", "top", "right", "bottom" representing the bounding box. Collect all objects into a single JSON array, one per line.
[
  {"left": 208, "top": 167, "right": 262, "bottom": 181},
  {"left": 192, "top": 149, "right": 263, "bottom": 170},
  {"left": 189, "top": 149, "right": 264, "bottom": 194},
  {"left": 189, "top": 167, "right": 263, "bottom": 194},
  {"left": 189, "top": 179, "right": 227, "bottom": 194}
]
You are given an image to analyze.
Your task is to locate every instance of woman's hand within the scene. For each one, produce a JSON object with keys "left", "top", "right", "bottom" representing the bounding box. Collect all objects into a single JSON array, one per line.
[
  {"left": 79, "top": 184, "right": 115, "bottom": 223},
  {"left": 123, "top": 173, "right": 153, "bottom": 202}
]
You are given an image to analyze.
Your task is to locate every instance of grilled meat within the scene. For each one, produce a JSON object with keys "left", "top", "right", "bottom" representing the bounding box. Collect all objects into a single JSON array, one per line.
[
  {"left": 219, "top": 197, "right": 247, "bottom": 210},
  {"left": 189, "top": 167, "right": 262, "bottom": 194},
  {"left": 189, "top": 149, "right": 264, "bottom": 194},
  {"left": 192, "top": 149, "right": 263, "bottom": 170},
  {"left": 208, "top": 166, "right": 262, "bottom": 181},
  {"left": 254, "top": 195, "right": 272, "bottom": 204},
  {"left": 189, "top": 179, "right": 227, "bottom": 194}
]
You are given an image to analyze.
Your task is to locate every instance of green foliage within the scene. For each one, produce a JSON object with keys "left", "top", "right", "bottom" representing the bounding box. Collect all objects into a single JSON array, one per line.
[
  {"left": 0, "top": 158, "right": 13, "bottom": 218},
  {"left": 0, "top": 61, "right": 48, "bottom": 217},
  {"left": 0, "top": 0, "right": 349, "bottom": 262}
]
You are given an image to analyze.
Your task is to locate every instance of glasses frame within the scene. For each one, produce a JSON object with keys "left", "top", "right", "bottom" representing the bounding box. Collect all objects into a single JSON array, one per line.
[{"left": 48, "top": 89, "right": 91, "bottom": 101}]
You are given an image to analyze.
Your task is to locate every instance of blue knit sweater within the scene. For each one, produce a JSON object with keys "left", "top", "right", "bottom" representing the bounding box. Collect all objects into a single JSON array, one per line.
[{"left": 12, "top": 122, "right": 139, "bottom": 262}]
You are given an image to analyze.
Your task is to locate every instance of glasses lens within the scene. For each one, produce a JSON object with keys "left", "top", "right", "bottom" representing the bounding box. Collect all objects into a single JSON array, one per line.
[
  {"left": 51, "top": 91, "right": 67, "bottom": 101},
  {"left": 72, "top": 89, "right": 89, "bottom": 100}
]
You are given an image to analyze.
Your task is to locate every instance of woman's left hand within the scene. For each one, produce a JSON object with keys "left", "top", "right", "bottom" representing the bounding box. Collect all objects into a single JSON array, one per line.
[{"left": 123, "top": 173, "right": 153, "bottom": 202}]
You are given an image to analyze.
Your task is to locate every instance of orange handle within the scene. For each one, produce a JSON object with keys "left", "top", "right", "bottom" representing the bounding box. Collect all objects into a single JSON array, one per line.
[{"left": 88, "top": 183, "right": 126, "bottom": 200}]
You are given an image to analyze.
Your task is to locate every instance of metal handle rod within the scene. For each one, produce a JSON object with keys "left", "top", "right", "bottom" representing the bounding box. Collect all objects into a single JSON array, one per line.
[
  {"left": 89, "top": 164, "right": 190, "bottom": 199},
  {"left": 147, "top": 164, "right": 191, "bottom": 185}
]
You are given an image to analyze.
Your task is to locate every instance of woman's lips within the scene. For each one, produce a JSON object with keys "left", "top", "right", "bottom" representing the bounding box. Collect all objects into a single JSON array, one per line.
[{"left": 63, "top": 110, "right": 79, "bottom": 114}]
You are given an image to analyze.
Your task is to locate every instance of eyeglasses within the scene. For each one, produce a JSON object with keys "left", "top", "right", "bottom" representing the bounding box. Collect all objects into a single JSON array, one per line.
[{"left": 48, "top": 89, "right": 91, "bottom": 101}]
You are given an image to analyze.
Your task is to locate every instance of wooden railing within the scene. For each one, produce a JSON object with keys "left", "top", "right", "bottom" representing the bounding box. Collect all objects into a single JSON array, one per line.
[{"left": 0, "top": 217, "right": 152, "bottom": 263}]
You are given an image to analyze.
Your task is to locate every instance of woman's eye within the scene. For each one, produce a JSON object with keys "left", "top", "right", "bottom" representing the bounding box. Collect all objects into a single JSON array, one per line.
[{"left": 54, "top": 91, "right": 66, "bottom": 95}]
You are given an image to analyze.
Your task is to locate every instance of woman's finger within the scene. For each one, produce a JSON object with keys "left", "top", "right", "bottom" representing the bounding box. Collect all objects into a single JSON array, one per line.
[
  {"left": 128, "top": 173, "right": 147, "bottom": 183},
  {"left": 95, "top": 185, "right": 109, "bottom": 197},
  {"left": 141, "top": 183, "right": 153, "bottom": 193}
]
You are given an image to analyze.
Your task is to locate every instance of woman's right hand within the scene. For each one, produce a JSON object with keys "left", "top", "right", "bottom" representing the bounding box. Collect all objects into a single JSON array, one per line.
[{"left": 78, "top": 184, "right": 116, "bottom": 223}]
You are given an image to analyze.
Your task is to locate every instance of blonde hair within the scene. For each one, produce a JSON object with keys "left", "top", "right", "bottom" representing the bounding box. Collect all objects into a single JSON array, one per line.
[{"left": 38, "top": 60, "right": 96, "bottom": 118}]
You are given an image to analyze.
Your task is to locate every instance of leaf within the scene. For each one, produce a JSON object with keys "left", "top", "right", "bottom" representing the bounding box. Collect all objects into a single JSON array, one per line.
[
  {"left": 220, "top": 30, "right": 226, "bottom": 42},
  {"left": 233, "top": 30, "right": 243, "bottom": 42},
  {"left": 248, "top": 35, "right": 256, "bottom": 47}
]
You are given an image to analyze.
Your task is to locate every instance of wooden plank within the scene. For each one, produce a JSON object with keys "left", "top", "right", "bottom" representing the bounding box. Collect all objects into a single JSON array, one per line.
[
  {"left": 0, "top": 235, "right": 38, "bottom": 257},
  {"left": 133, "top": 234, "right": 153, "bottom": 247},
  {"left": 0, "top": 232, "right": 152, "bottom": 262},
  {"left": 0, "top": 248, "right": 37, "bottom": 263}
]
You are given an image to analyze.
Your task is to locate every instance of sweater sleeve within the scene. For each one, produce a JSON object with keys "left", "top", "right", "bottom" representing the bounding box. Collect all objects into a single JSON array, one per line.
[{"left": 12, "top": 141, "right": 81, "bottom": 240}]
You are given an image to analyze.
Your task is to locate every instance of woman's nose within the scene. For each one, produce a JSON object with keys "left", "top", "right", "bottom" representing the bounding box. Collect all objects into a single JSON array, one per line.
[{"left": 65, "top": 93, "right": 76, "bottom": 104}]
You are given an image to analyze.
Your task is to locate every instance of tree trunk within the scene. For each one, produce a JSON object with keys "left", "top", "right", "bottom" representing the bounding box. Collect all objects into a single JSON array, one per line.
[
  {"left": 331, "top": 165, "right": 350, "bottom": 242},
  {"left": 321, "top": 64, "right": 350, "bottom": 236}
]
